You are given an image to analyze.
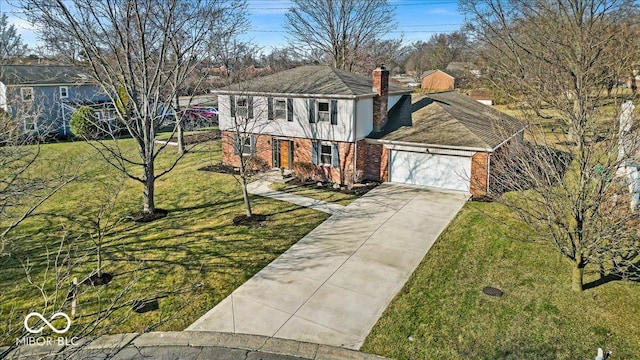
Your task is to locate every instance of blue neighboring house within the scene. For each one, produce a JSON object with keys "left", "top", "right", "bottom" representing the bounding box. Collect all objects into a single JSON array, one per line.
[{"left": 0, "top": 65, "right": 109, "bottom": 136}]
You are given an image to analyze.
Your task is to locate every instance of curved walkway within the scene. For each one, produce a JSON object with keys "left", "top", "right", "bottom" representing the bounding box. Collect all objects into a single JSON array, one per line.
[
  {"left": 187, "top": 183, "right": 469, "bottom": 349},
  {"left": 2, "top": 331, "right": 390, "bottom": 359}
]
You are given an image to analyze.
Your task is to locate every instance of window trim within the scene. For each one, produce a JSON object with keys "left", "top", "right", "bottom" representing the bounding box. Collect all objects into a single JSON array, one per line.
[
  {"left": 60, "top": 86, "right": 69, "bottom": 99},
  {"left": 23, "top": 117, "right": 37, "bottom": 132},
  {"left": 313, "top": 141, "right": 339, "bottom": 168},
  {"left": 235, "top": 96, "right": 248, "bottom": 118},
  {"left": 273, "top": 98, "right": 287, "bottom": 120},
  {"left": 316, "top": 100, "right": 330, "bottom": 122},
  {"left": 319, "top": 143, "right": 333, "bottom": 166},
  {"left": 21, "top": 87, "right": 33, "bottom": 102},
  {"left": 241, "top": 136, "right": 253, "bottom": 156}
]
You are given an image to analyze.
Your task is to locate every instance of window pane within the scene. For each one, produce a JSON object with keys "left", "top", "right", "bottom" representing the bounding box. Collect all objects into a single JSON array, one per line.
[
  {"left": 318, "top": 102, "right": 329, "bottom": 112},
  {"left": 320, "top": 144, "right": 332, "bottom": 164},
  {"left": 275, "top": 100, "right": 286, "bottom": 119},
  {"left": 242, "top": 137, "right": 252, "bottom": 154}
]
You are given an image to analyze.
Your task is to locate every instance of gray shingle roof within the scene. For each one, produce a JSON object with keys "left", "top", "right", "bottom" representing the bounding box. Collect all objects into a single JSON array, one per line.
[
  {"left": 0, "top": 65, "right": 92, "bottom": 85},
  {"left": 371, "top": 91, "right": 525, "bottom": 151},
  {"left": 214, "top": 65, "right": 409, "bottom": 97}
]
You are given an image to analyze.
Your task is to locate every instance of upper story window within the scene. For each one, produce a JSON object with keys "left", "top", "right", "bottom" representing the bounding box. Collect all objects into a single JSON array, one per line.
[
  {"left": 236, "top": 97, "right": 248, "bottom": 117},
  {"left": 308, "top": 99, "right": 337, "bottom": 125},
  {"left": 21, "top": 87, "right": 33, "bottom": 102},
  {"left": 60, "top": 86, "right": 69, "bottom": 98},
  {"left": 274, "top": 99, "right": 287, "bottom": 120},
  {"left": 317, "top": 101, "right": 330, "bottom": 122}
]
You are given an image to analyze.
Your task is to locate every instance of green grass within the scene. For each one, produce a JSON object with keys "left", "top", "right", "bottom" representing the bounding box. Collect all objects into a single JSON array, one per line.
[
  {"left": 362, "top": 201, "right": 640, "bottom": 359},
  {"left": 0, "top": 137, "right": 329, "bottom": 345},
  {"left": 268, "top": 182, "right": 361, "bottom": 206}
]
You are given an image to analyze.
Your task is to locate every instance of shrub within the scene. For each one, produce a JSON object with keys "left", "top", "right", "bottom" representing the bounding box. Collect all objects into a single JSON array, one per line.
[
  {"left": 70, "top": 106, "right": 100, "bottom": 139},
  {"left": 292, "top": 162, "right": 325, "bottom": 182},
  {"left": 246, "top": 156, "right": 269, "bottom": 171}
]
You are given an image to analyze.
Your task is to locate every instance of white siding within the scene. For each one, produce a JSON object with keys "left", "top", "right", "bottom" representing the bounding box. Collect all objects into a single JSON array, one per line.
[
  {"left": 355, "top": 98, "right": 373, "bottom": 139},
  {"left": 388, "top": 95, "right": 402, "bottom": 109},
  {"left": 0, "top": 82, "right": 6, "bottom": 111},
  {"left": 218, "top": 95, "right": 357, "bottom": 142}
]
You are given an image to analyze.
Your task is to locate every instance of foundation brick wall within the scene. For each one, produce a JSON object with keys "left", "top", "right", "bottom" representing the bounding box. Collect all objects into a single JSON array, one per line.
[
  {"left": 221, "top": 130, "right": 273, "bottom": 169},
  {"left": 470, "top": 152, "right": 489, "bottom": 196}
]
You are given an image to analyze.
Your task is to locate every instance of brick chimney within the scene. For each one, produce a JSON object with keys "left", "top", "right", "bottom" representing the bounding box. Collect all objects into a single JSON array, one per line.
[{"left": 372, "top": 65, "right": 389, "bottom": 132}]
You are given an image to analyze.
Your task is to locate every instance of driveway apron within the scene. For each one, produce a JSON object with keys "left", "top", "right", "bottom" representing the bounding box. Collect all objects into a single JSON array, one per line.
[{"left": 186, "top": 184, "right": 468, "bottom": 349}]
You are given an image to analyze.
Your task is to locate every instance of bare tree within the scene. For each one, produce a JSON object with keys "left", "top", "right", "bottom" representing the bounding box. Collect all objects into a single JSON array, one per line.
[
  {"left": 0, "top": 12, "right": 28, "bottom": 62},
  {"left": 20, "top": 0, "right": 248, "bottom": 216},
  {"left": 285, "top": 0, "right": 396, "bottom": 71},
  {"left": 461, "top": 0, "right": 640, "bottom": 291}
]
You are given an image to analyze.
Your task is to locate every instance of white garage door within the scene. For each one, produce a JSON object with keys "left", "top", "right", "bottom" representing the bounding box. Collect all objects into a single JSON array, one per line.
[{"left": 389, "top": 150, "right": 472, "bottom": 192}]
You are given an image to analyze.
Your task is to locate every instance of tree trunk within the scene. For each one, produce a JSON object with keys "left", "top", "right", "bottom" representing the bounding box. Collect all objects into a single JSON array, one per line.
[
  {"left": 143, "top": 163, "right": 155, "bottom": 214},
  {"left": 177, "top": 123, "right": 185, "bottom": 155},
  {"left": 571, "top": 260, "right": 585, "bottom": 292},
  {"left": 241, "top": 176, "right": 252, "bottom": 218}
]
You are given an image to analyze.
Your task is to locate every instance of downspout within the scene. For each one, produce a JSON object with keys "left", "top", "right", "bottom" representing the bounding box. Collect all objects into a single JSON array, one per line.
[
  {"left": 486, "top": 153, "right": 491, "bottom": 194},
  {"left": 353, "top": 100, "right": 358, "bottom": 178}
]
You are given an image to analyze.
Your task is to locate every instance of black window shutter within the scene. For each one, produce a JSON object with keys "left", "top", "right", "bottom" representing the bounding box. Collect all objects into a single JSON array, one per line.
[
  {"left": 331, "top": 143, "right": 339, "bottom": 168},
  {"left": 308, "top": 99, "right": 315, "bottom": 123},
  {"left": 330, "top": 100, "right": 338, "bottom": 125},
  {"left": 287, "top": 98, "right": 293, "bottom": 122},
  {"left": 251, "top": 135, "right": 257, "bottom": 155},
  {"left": 267, "top": 97, "right": 273, "bottom": 120},
  {"left": 248, "top": 96, "right": 254, "bottom": 118},
  {"left": 230, "top": 95, "right": 236, "bottom": 117},
  {"left": 311, "top": 141, "right": 318, "bottom": 165},
  {"left": 233, "top": 134, "right": 239, "bottom": 155}
]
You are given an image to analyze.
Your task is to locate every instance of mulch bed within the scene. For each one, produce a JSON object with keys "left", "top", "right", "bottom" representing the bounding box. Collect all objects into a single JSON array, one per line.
[
  {"left": 127, "top": 208, "right": 169, "bottom": 223},
  {"left": 288, "top": 179, "right": 380, "bottom": 196},
  {"left": 166, "top": 130, "right": 221, "bottom": 144},
  {"left": 198, "top": 162, "right": 259, "bottom": 176},
  {"left": 232, "top": 213, "right": 268, "bottom": 228},
  {"left": 83, "top": 273, "right": 114, "bottom": 286}
]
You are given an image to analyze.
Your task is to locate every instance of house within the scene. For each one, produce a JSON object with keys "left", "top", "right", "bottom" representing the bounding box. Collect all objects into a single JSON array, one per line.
[
  {"left": 421, "top": 70, "right": 455, "bottom": 91},
  {"left": 215, "top": 65, "right": 524, "bottom": 196},
  {"left": 468, "top": 88, "right": 495, "bottom": 106},
  {"left": 0, "top": 65, "right": 106, "bottom": 136},
  {"left": 446, "top": 62, "right": 481, "bottom": 77}
]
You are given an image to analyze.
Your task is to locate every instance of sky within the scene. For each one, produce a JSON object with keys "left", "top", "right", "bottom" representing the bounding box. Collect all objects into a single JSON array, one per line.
[{"left": 0, "top": 0, "right": 464, "bottom": 53}]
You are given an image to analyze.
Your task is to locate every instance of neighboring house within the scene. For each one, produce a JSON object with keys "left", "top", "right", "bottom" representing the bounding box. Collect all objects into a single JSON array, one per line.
[
  {"left": 421, "top": 70, "right": 455, "bottom": 91},
  {"left": 469, "top": 88, "right": 495, "bottom": 106},
  {"left": 215, "top": 65, "right": 524, "bottom": 196},
  {"left": 0, "top": 65, "right": 106, "bottom": 136},
  {"left": 446, "top": 62, "right": 482, "bottom": 77},
  {"left": 616, "top": 100, "right": 640, "bottom": 209}
]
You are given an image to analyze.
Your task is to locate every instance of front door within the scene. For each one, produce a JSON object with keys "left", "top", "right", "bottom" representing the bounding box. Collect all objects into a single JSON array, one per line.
[{"left": 279, "top": 140, "right": 291, "bottom": 169}]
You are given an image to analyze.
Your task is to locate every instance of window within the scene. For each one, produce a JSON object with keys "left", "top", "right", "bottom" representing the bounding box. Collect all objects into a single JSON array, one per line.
[
  {"left": 23, "top": 117, "right": 37, "bottom": 132},
  {"left": 317, "top": 101, "right": 330, "bottom": 122},
  {"left": 21, "top": 87, "right": 33, "bottom": 102},
  {"left": 236, "top": 97, "right": 248, "bottom": 117},
  {"left": 242, "top": 137, "right": 252, "bottom": 155},
  {"left": 274, "top": 99, "right": 286, "bottom": 120},
  {"left": 234, "top": 134, "right": 255, "bottom": 156},
  {"left": 312, "top": 141, "right": 339, "bottom": 167},
  {"left": 60, "top": 86, "right": 69, "bottom": 98},
  {"left": 320, "top": 144, "right": 332, "bottom": 165}
]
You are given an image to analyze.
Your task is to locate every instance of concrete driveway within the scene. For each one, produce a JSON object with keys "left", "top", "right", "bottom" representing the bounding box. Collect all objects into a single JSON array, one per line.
[{"left": 186, "top": 184, "right": 468, "bottom": 349}]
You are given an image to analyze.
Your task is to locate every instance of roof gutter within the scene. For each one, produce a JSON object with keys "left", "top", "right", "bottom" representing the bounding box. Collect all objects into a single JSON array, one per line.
[
  {"left": 366, "top": 138, "right": 491, "bottom": 153},
  {"left": 210, "top": 90, "right": 410, "bottom": 100},
  {"left": 490, "top": 125, "right": 528, "bottom": 151}
]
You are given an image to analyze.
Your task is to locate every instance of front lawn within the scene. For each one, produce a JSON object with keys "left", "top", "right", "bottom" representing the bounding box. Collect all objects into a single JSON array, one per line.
[
  {"left": 0, "top": 137, "right": 329, "bottom": 346},
  {"left": 362, "top": 201, "right": 640, "bottom": 359}
]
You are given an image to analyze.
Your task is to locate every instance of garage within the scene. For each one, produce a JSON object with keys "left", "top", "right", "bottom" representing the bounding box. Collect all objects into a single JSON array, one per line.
[{"left": 389, "top": 150, "right": 472, "bottom": 192}]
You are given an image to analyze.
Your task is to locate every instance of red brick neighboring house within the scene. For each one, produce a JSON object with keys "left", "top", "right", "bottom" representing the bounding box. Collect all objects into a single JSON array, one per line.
[
  {"left": 420, "top": 70, "right": 455, "bottom": 91},
  {"left": 215, "top": 65, "right": 524, "bottom": 196}
]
